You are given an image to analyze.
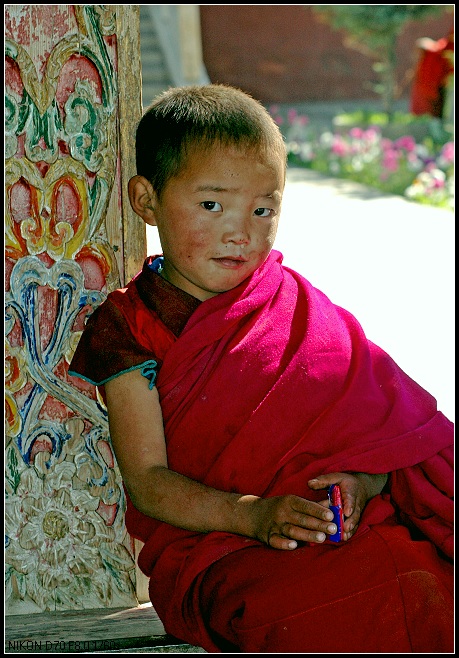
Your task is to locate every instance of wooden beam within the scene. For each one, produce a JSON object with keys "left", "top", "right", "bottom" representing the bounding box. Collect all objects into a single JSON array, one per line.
[
  {"left": 115, "top": 5, "right": 147, "bottom": 286},
  {"left": 5, "top": 604, "right": 206, "bottom": 653}
]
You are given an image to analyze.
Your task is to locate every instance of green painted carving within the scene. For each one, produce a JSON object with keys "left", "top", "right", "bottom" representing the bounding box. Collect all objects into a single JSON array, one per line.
[
  {"left": 65, "top": 80, "right": 104, "bottom": 171},
  {"left": 5, "top": 91, "right": 19, "bottom": 159}
]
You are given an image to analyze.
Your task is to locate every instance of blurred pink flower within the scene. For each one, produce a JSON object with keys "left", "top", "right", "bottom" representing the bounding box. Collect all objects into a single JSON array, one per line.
[
  {"left": 381, "top": 138, "right": 394, "bottom": 151},
  {"left": 363, "top": 128, "right": 379, "bottom": 142},
  {"left": 331, "top": 136, "right": 349, "bottom": 156},
  {"left": 429, "top": 169, "right": 446, "bottom": 188},
  {"left": 295, "top": 115, "right": 309, "bottom": 126},
  {"left": 394, "top": 135, "right": 417, "bottom": 152},
  {"left": 349, "top": 127, "right": 364, "bottom": 139},
  {"left": 440, "top": 142, "right": 454, "bottom": 164},
  {"left": 382, "top": 149, "right": 400, "bottom": 172}
]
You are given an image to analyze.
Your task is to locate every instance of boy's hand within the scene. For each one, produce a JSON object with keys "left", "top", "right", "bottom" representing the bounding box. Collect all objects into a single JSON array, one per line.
[
  {"left": 239, "top": 494, "right": 339, "bottom": 550},
  {"left": 307, "top": 472, "right": 388, "bottom": 541}
]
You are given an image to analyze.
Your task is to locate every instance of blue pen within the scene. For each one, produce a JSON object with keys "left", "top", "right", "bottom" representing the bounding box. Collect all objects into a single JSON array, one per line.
[{"left": 328, "top": 484, "right": 344, "bottom": 542}]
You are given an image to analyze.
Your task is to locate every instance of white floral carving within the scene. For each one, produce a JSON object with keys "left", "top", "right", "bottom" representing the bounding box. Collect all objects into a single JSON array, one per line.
[{"left": 5, "top": 451, "right": 136, "bottom": 611}]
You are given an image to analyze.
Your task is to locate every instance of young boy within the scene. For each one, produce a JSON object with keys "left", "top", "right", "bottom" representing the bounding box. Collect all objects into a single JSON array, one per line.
[{"left": 69, "top": 84, "right": 453, "bottom": 653}]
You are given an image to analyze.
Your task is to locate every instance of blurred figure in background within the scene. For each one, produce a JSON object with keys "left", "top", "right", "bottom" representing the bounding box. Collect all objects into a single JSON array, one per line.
[{"left": 410, "top": 28, "right": 454, "bottom": 120}]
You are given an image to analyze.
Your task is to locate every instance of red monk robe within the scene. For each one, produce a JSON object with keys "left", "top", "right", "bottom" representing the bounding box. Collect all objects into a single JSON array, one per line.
[
  {"left": 69, "top": 250, "right": 453, "bottom": 653},
  {"left": 410, "top": 31, "right": 454, "bottom": 118}
]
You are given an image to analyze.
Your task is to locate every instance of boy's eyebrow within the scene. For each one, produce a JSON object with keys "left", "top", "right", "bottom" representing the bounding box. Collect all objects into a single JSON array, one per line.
[
  {"left": 195, "top": 185, "right": 234, "bottom": 193},
  {"left": 195, "top": 185, "right": 282, "bottom": 200}
]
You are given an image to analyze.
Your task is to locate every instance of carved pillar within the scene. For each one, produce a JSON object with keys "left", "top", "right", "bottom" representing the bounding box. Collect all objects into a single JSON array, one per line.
[{"left": 5, "top": 5, "right": 144, "bottom": 614}]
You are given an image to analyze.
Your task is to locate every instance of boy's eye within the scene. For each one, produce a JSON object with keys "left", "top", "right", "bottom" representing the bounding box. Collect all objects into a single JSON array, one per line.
[
  {"left": 254, "top": 207, "right": 273, "bottom": 217},
  {"left": 201, "top": 201, "right": 222, "bottom": 212}
]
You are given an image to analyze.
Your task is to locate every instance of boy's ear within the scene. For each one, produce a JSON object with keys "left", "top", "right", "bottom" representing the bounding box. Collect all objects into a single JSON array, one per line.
[{"left": 128, "top": 175, "right": 158, "bottom": 226}]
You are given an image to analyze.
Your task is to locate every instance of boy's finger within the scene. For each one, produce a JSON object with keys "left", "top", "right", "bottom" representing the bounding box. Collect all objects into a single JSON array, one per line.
[
  {"left": 308, "top": 476, "right": 331, "bottom": 489},
  {"left": 268, "top": 534, "right": 298, "bottom": 551},
  {"left": 308, "top": 473, "right": 343, "bottom": 489}
]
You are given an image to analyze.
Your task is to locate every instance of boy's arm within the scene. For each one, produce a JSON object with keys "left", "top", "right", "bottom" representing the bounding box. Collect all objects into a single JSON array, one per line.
[{"left": 104, "top": 370, "right": 337, "bottom": 550}]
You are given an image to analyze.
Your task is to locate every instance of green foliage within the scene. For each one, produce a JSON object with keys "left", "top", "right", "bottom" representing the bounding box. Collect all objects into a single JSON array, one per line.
[
  {"left": 312, "top": 6, "right": 445, "bottom": 51},
  {"left": 311, "top": 5, "right": 450, "bottom": 116},
  {"left": 334, "top": 110, "right": 428, "bottom": 127},
  {"left": 333, "top": 110, "right": 453, "bottom": 145}
]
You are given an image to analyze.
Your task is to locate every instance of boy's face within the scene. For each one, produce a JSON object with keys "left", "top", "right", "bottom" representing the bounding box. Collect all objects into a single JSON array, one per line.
[{"left": 150, "top": 144, "right": 285, "bottom": 301}]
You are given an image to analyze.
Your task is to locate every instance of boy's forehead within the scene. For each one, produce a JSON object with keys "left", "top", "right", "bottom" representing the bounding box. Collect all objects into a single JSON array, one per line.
[{"left": 185, "top": 141, "right": 285, "bottom": 175}]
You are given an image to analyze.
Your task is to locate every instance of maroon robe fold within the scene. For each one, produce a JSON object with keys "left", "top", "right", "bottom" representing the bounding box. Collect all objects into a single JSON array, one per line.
[{"left": 70, "top": 249, "right": 453, "bottom": 652}]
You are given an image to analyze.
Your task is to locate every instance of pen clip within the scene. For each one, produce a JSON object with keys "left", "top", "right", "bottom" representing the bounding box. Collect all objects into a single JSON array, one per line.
[
  {"left": 328, "top": 483, "right": 342, "bottom": 507},
  {"left": 328, "top": 484, "right": 343, "bottom": 542}
]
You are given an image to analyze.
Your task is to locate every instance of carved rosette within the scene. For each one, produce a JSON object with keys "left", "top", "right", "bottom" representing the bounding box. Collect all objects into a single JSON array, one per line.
[{"left": 5, "top": 5, "right": 138, "bottom": 612}]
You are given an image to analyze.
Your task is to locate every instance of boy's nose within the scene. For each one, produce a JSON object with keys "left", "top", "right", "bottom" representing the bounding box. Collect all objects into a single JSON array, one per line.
[
  {"left": 224, "top": 233, "right": 249, "bottom": 245},
  {"left": 222, "top": 218, "right": 250, "bottom": 245}
]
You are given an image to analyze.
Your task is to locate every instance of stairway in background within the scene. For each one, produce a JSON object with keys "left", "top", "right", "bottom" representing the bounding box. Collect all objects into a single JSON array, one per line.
[{"left": 139, "top": 5, "right": 173, "bottom": 108}]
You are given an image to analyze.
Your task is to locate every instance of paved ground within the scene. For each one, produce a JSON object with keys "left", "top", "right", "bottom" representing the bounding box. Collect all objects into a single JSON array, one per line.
[{"left": 146, "top": 168, "right": 454, "bottom": 421}]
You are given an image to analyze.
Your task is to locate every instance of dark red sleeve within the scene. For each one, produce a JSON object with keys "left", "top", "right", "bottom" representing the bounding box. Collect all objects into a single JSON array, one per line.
[
  {"left": 389, "top": 445, "right": 454, "bottom": 560},
  {"left": 68, "top": 297, "right": 160, "bottom": 387}
]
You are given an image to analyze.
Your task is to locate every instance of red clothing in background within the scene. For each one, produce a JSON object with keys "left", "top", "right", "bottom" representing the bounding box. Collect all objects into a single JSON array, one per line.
[{"left": 410, "top": 31, "right": 454, "bottom": 117}]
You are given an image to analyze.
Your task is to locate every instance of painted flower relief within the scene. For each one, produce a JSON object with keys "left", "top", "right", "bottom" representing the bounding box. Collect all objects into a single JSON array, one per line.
[{"left": 5, "top": 450, "right": 136, "bottom": 611}]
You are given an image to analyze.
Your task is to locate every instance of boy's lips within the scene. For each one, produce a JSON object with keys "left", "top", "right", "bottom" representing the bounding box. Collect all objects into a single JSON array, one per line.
[{"left": 213, "top": 256, "right": 248, "bottom": 268}]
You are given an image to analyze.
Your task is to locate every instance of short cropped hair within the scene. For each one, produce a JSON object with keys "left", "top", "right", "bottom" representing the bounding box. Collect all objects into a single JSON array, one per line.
[{"left": 136, "top": 84, "right": 287, "bottom": 198}]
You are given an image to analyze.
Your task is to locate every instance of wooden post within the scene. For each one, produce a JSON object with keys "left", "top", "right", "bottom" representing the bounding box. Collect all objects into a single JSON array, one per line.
[{"left": 5, "top": 4, "right": 144, "bottom": 614}]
